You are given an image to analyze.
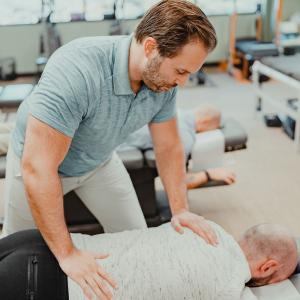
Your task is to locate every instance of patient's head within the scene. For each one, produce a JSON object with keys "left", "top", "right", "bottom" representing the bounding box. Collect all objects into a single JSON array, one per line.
[
  {"left": 193, "top": 105, "right": 221, "bottom": 133},
  {"left": 238, "top": 223, "right": 298, "bottom": 287}
]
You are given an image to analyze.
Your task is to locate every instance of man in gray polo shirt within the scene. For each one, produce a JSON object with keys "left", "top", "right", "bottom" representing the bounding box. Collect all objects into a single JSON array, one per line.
[{"left": 3, "top": 1, "right": 217, "bottom": 299}]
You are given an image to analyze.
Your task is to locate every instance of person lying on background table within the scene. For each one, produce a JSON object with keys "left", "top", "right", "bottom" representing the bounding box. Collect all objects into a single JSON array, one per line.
[{"left": 118, "top": 105, "right": 236, "bottom": 188}]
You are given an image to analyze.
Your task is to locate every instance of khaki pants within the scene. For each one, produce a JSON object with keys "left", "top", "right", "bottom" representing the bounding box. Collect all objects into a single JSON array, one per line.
[{"left": 2, "top": 146, "right": 147, "bottom": 235}]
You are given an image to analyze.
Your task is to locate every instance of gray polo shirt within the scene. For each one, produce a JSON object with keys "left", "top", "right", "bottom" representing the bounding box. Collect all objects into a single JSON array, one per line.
[{"left": 11, "top": 35, "right": 177, "bottom": 176}]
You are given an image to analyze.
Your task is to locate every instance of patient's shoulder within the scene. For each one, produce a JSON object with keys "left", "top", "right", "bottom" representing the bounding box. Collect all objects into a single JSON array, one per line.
[
  {"left": 206, "top": 221, "right": 239, "bottom": 248},
  {"left": 206, "top": 220, "right": 230, "bottom": 237}
]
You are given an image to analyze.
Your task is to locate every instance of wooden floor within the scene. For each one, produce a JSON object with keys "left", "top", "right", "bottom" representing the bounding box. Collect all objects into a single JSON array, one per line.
[{"left": 1, "top": 71, "right": 300, "bottom": 239}]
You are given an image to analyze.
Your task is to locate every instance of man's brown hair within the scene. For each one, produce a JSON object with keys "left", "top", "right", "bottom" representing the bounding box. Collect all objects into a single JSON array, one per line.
[{"left": 135, "top": 0, "right": 217, "bottom": 57}]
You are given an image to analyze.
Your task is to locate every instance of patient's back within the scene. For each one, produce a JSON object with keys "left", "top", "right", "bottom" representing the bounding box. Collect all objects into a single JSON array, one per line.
[{"left": 69, "top": 222, "right": 250, "bottom": 300}]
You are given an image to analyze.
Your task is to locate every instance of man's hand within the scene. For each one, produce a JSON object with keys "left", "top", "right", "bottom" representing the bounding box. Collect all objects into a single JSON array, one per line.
[
  {"left": 58, "top": 248, "right": 117, "bottom": 300},
  {"left": 171, "top": 211, "right": 218, "bottom": 246}
]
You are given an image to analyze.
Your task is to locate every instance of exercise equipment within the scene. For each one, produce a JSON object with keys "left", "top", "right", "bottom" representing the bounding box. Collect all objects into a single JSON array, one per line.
[
  {"left": 228, "top": 0, "right": 282, "bottom": 80},
  {"left": 252, "top": 54, "right": 300, "bottom": 151}
]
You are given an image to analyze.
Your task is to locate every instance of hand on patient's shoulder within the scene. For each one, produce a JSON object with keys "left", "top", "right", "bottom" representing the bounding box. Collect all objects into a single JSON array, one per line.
[
  {"left": 58, "top": 247, "right": 117, "bottom": 300},
  {"left": 171, "top": 211, "right": 219, "bottom": 246}
]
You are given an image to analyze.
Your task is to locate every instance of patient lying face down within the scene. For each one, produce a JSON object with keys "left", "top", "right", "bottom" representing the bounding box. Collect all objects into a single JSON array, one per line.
[
  {"left": 67, "top": 222, "right": 298, "bottom": 299},
  {"left": 0, "top": 221, "right": 297, "bottom": 300}
]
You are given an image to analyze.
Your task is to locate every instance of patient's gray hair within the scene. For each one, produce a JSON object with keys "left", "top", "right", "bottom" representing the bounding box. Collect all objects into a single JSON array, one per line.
[
  {"left": 242, "top": 223, "right": 298, "bottom": 277},
  {"left": 194, "top": 105, "right": 221, "bottom": 132}
]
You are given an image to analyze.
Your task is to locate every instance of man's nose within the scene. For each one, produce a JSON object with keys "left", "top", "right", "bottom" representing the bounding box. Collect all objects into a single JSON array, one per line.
[{"left": 175, "top": 74, "right": 189, "bottom": 87}]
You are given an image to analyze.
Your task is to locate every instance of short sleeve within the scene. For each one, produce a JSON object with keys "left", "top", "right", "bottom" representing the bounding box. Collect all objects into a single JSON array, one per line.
[
  {"left": 29, "top": 47, "right": 89, "bottom": 137},
  {"left": 150, "top": 87, "right": 177, "bottom": 123}
]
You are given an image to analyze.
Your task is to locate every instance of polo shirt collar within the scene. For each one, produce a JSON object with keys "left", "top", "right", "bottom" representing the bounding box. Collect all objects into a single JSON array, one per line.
[{"left": 113, "top": 34, "right": 135, "bottom": 96}]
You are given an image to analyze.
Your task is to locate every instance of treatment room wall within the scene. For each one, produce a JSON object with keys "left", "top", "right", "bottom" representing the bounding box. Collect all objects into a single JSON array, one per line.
[{"left": 0, "top": 14, "right": 256, "bottom": 74}]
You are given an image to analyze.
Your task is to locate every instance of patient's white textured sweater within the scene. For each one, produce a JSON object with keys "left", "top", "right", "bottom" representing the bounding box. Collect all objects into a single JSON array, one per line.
[{"left": 69, "top": 222, "right": 251, "bottom": 300}]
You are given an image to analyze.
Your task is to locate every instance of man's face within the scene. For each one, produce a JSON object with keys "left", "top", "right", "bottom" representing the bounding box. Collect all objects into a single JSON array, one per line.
[{"left": 142, "top": 40, "right": 208, "bottom": 92}]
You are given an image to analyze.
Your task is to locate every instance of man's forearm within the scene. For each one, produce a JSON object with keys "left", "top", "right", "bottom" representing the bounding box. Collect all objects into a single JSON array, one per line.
[
  {"left": 23, "top": 169, "right": 73, "bottom": 260},
  {"left": 155, "top": 143, "right": 189, "bottom": 215}
]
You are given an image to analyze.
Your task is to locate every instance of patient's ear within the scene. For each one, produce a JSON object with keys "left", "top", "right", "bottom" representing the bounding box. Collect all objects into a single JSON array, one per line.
[{"left": 259, "top": 259, "right": 280, "bottom": 277}]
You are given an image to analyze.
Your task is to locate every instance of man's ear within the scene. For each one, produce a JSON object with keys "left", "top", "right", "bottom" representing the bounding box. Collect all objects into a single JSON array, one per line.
[
  {"left": 143, "top": 37, "right": 158, "bottom": 58},
  {"left": 259, "top": 259, "right": 280, "bottom": 277}
]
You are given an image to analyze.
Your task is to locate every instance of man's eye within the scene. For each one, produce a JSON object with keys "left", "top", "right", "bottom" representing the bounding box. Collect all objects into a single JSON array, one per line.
[{"left": 177, "top": 70, "right": 185, "bottom": 75}]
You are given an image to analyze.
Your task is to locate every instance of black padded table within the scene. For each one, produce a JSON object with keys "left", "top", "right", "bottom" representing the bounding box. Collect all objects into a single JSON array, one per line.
[
  {"left": 234, "top": 39, "right": 279, "bottom": 79},
  {"left": 0, "top": 156, "right": 5, "bottom": 178},
  {"left": 261, "top": 54, "right": 300, "bottom": 81},
  {"left": 222, "top": 118, "right": 248, "bottom": 151},
  {"left": 0, "top": 84, "right": 34, "bottom": 108},
  {"left": 236, "top": 41, "right": 279, "bottom": 60},
  {"left": 145, "top": 118, "right": 248, "bottom": 169},
  {"left": 0, "top": 84, "right": 34, "bottom": 121},
  {"left": 117, "top": 148, "right": 144, "bottom": 169}
]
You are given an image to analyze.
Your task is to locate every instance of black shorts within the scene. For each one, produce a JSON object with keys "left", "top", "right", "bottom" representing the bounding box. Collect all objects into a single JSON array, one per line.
[{"left": 0, "top": 229, "right": 68, "bottom": 300}]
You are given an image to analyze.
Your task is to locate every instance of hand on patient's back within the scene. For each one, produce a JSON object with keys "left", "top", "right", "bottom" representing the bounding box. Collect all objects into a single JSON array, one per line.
[
  {"left": 208, "top": 168, "right": 236, "bottom": 185},
  {"left": 58, "top": 248, "right": 117, "bottom": 300},
  {"left": 171, "top": 211, "right": 218, "bottom": 246}
]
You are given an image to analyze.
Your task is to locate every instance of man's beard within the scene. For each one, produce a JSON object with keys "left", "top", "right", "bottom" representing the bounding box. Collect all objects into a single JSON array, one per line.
[{"left": 142, "top": 55, "right": 176, "bottom": 92}]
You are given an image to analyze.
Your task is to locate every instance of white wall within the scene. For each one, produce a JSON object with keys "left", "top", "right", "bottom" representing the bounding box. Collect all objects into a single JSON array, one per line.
[
  {"left": 0, "top": 14, "right": 256, "bottom": 74},
  {"left": 0, "top": 24, "right": 42, "bottom": 74},
  {"left": 282, "top": 0, "right": 300, "bottom": 21}
]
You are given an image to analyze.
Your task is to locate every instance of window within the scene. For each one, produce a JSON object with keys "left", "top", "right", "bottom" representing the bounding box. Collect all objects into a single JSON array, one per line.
[
  {"left": 116, "top": 0, "right": 261, "bottom": 20},
  {"left": 50, "top": 0, "right": 85, "bottom": 22},
  {"left": 51, "top": 0, "right": 115, "bottom": 23},
  {"left": 196, "top": 0, "right": 234, "bottom": 15},
  {"left": 235, "top": 0, "right": 260, "bottom": 14},
  {"left": 0, "top": 0, "right": 262, "bottom": 26},
  {"left": 0, "top": 0, "right": 41, "bottom": 25},
  {"left": 116, "top": 0, "right": 196, "bottom": 19},
  {"left": 196, "top": 0, "right": 260, "bottom": 15},
  {"left": 116, "top": 0, "right": 144, "bottom": 20},
  {"left": 85, "top": 0, "right": 115, "bottom": 21}
]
